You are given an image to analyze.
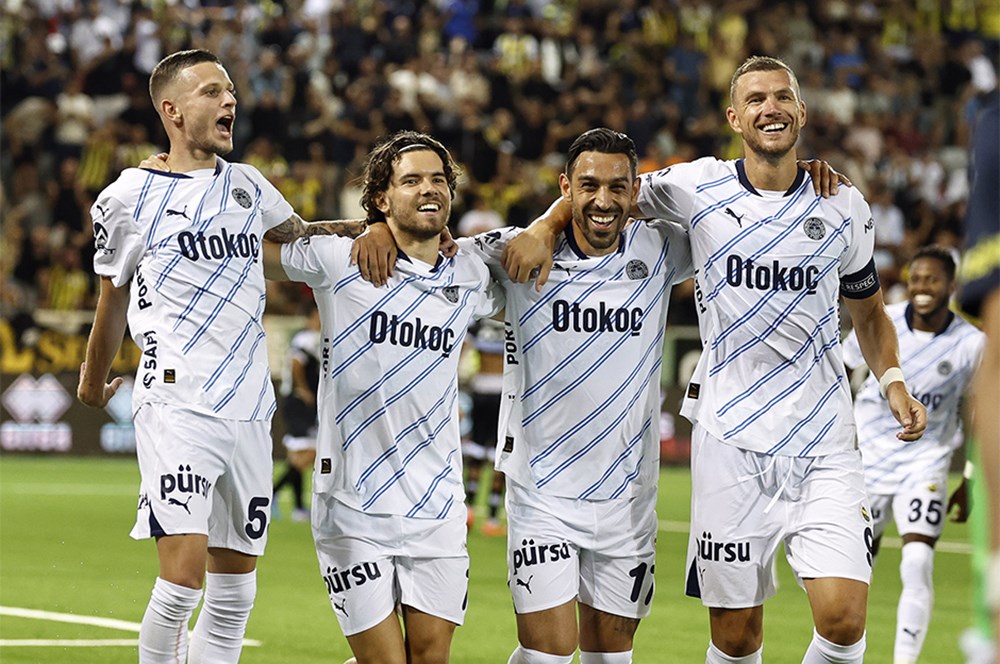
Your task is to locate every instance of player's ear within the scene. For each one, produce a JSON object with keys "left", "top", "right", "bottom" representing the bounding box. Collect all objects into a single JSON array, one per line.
[
  {"left": 798, "top": 100, "right": 807, "bottom": 128},
  {"left": 725, "top": 105, "right": 742, "bottom": 134},
  {"left": 374, "top": 191, "right": 389, "bottom": 215},
  {"left": 559, "top": 172, "right": 572, "bottom": 201}
]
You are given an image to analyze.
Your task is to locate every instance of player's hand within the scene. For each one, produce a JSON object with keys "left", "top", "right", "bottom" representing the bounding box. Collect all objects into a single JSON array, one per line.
[
  {"left": 77, "top": 361, "right": 123, "bottom": 408},
  {"left": 501, "top": 226, "right": 556, "bottom": 291},
  {"left": 886, "top": 382, "right": 926, "bottom": 442},
  {"left": 139, "top": 152, "right": 171, "bottom": 172},
  {"left": 947, "top": 477, "right": 971, "bottom": 522},
  {"left": 351, "top": 223, "right": 397, "bottom": 287},
  {"left": 439, "top": 227, "right": 458, "bottom": 258},
  {"left": 797, "top": 159, "right": 851, "bottom": 198}
]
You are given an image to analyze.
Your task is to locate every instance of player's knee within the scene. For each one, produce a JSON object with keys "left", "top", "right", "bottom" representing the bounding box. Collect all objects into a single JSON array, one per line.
[{"left": 814, "top": 608, "right": 866, "bottom": 646}]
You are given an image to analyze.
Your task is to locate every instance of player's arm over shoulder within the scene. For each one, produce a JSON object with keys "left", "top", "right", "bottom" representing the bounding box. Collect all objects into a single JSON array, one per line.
[
  {"left": 641, "top": 218, "right": 694, "bottom": 283},
  {"left": 635, "top": 158, "right": 711, "bottom": 224},
  {"left": 272, "top": 234, "right": 349, "bottom": 290}
]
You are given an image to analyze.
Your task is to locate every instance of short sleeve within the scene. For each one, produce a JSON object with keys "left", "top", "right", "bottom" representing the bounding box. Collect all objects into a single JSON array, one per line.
[
  {"left": 242, "top": 164, "right": 294, "bottom": 233},
  {"left": 646, "top": 218, "right": 694, "bottom": 283},
  {"left": 635, "top": 161, "right": 702, "bottom": 228},
  {"left": 839, "top": 191, "right": 876, "bottom": 277},
  {"left": 458, "top": 227, "right": 522, "bottom": 282},
  {"left": 281, "top": 236, "right": 351, "bottom": 291},
  {"left": 92, "top": 194, "right": 144, "bottom": 287}
]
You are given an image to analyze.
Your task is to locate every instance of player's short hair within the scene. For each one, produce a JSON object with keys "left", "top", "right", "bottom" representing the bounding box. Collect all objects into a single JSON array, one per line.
[
  {"left": 910, "top": 244, "right": 957, "bottom": 280},
  {"left": 565, "top": 128, "right": 638, "bottom": 180},
  {"left": 360, "top": 131, "right": 460, "bottom": 224},
  {"left": 149, "top": 49, "right": 222, "bottom": 105},
  {"left": 729, "top": 55, "right": 802, "bottom": 105}
]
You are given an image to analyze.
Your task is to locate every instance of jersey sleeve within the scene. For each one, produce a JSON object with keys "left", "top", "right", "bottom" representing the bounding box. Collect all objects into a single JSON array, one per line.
[
  {"left": 841, "top": 328, "right": 865, "bottom": 369},
  {"left": 646, "top": 218, "right": 694, "bottom": 283},
  {"left": 457, "top": 226, "right": 522, "bottom": 282},
  {"left": 91, "top": 193, "right": 144, "bottom": 287},
  {"left": 242, "top": 164, "right": 295, "bottom": 232},
  {"left": 838, "top": 190, "right": 881, "bottom": 299},
  {"left": 635, "top": 160, "right": 702, "bottom": 229},
  {"left": 281, "top": 236, "right": 351, "bottom": 291}
]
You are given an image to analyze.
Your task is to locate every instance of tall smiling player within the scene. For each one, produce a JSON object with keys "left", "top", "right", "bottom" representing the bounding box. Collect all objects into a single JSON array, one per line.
[{"left": 78, "top": 49, "right": 362, "bottom": 663}]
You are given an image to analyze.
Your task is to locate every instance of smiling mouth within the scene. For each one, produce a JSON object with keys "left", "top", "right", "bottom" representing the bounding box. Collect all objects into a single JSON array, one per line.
[
  {"left": 913, "top": 294, "right": 934, "bottom": 307},
  {"left": 417, "top": 202, "right": 442, "bottom": 213},
  {"left": 760, "top": 122, "right": 788, "bottom": 134},
  {"left": 587, "top": 211, "right": 619, "bottom": 229}
]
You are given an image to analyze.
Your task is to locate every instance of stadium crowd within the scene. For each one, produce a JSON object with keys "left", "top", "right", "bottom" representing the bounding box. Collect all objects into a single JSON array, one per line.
[{"left": 1, "top": 0, "right": 997, "bottom": 320}]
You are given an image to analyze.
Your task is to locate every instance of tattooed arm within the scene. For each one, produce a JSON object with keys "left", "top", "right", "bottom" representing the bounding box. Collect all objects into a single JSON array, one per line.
[{"left": 263, "top": 214, "right": 368, "bottom": 243}]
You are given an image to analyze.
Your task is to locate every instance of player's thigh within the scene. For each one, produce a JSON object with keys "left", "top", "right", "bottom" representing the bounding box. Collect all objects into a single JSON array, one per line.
[
  {"left": 207, "top": 417, "right": 273, "bottom": 556},
  {"left": 400, "top": 605, "right": 458, "bottom": 664},
  {"left": 890, "top": 478, "right": 949, "bottom": 539},
  {"left": 802, "top": 576, "right": 868, "bottom": 642},
  {"left": 578, "top": 488, "right": 657, "bottom": 622},
  {"left": 131, "top": 404, "right": 233, "bottom": 542},
  {"left": 345, "top": 612, "right": 407, "bottom": 664},
  {"left": 506, "top": 480, "right": 581, "bottom": 616},
  {"left": 685, "top": 428, "right": 783, "bottom": 608},
  {"left": 312, "top": 495, "right": 400, "bottom": 637},
  {"left": 785, "top": 449, "right": 873, "bottom": 586},
  {"left": 578, "top": 604, "right": 640, "bottom": 653}
]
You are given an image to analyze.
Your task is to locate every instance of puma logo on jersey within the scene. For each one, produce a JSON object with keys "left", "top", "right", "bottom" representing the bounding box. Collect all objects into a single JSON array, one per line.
[
  {"left": 166, "top": 206, "right": 190, "bottom": 220},
  {"left": 902, "top": 627, "right": 921, "bottom": 639},
  {"left": 168, "top": 495, "right": 192, "bottom": 514},
  {"left": 724, "top": 207, "right": 744, "bottom": 228},
  {"left": 516, "top": 575, "right": 534, "bottom": 594}
]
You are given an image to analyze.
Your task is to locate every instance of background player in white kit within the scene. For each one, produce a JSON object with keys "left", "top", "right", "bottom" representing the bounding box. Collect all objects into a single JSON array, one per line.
[
  {"left": 843, "top": 245, "right": 984, "bottom": 664},
  {"left": 264, "top": 131, "right": 503, "bottom": 664},
  {"left": 512, "top": 57, "right": 927, "bottom": 664},
  {"left": 77, "top": 49, "right": 364, "bottom": 664}
]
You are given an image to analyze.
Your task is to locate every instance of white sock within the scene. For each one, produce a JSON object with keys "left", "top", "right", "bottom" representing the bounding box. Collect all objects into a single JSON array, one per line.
[
  {"left": 188, "top": 571, "right": 257, "bottom": 664},
  {"left": 138, "top": 577, "right": 202, "bottom": 664},
  {"left": 894, "top": 542, "right": 934, "bottom": 663},
  {"left": 580, "top": 650, "right": 633, "bottom": 663},
  {"left": 801, "top": 629, "right": 866, "bottom": 663},
  {"left": 706, "top": 641, "right": 763, "bottom": 663},
  {"left": 507, "top": 645, "right": 575, "bottom": 664}
]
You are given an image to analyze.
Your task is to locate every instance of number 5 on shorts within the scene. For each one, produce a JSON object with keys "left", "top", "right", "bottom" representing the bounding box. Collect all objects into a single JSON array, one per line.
[{"left": 246, "top": 496, "right": 270, "bottom": 539}]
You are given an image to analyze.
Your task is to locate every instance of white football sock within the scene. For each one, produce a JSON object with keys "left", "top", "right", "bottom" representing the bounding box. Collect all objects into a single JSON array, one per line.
[
  {"left": 507, "top": 645, "right": 574, "bottom": 664},
  {"left": 706, "top": 641, "right": 763, "bottom": 663},
  {"left": 801, "top": 629, "right": 866, "bottom": 663},
  {"left": 580, "top": 650, "right": 633, "bottom": 663},
  {"left": 188, "top": 570, "right": 256, "bottom": 664},
  {"left": 894, "top": 541, "right": 934, "bottom": 663},
  {"left": 138, "top": 577, "right": 202, "bottom": 664}
]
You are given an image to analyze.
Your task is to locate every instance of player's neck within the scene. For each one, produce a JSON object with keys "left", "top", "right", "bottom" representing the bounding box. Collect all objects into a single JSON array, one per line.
[
  {"left": 742, "top": 152, "right": 799, "bottom": 192},
  {"left": 391, "top": 227, "right": 440, "bottom": 266},
  {"left": 911, "top": 306, "right": 950, "bottom": 333},
  {"left": 166, "top": 145, "right": 219, "bottom": 173}
]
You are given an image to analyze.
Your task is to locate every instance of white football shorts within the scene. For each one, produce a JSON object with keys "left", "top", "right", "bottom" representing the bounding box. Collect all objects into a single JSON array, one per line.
[
  {"left": 685, "top": 426, "right": 873, "bottom": 609},
  {"left": 505, "top": 478, "right": 657, "bottom": 619},
  {"left": 867, "top": 471, "right": 950, "bottom": 540},
  {"left": 130, "top": 402, "right": 273, "bottom": 556},
  {"left": 311, "top": 494, "right": 469, "bottom": 636}
]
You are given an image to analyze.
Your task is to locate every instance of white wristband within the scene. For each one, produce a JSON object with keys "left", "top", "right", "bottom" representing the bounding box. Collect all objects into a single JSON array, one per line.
[
  {"left": 963, "top": 460, "right": 975, "bottom": 480},
  {"left": 879, "top": 367, "right": 906, "bottom": 398}
]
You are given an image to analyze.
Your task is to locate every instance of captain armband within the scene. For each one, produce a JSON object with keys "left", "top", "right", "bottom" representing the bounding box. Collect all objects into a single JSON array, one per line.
[{"left": 840, "top": 258, "right": 881, "bottom": 299}]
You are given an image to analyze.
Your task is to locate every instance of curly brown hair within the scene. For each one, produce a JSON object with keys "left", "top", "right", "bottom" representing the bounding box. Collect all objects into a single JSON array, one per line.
[{"left": 360, "top": 131, "right": 460, "bottom": 224}]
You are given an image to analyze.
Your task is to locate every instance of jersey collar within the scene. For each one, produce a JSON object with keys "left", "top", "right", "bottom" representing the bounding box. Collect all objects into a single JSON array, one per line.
[
  {"left": 904, "top": 302, "right": 955, "bottom": 336},
  {"left": 735, "top": 159, "right": 804, "bottom": 197},
  {"left": 563, "top": 224, "right": 626, "bottom": 260},
  {"left": 396, "top": 248, "right": 444, "bottom": 272},
  {"left": 140, "top": 160, "right": 224, "bottom": 179}
]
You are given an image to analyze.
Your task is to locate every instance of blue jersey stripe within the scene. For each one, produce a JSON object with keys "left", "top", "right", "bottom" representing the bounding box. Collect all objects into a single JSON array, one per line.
[
  {"left": 578, "top": 417, "right": 651, "bottom": 499},
  {"left": 610, "top": 450, "right": 646, "bottom": 500},
  {"left": 519, "top": 251, "right": 620, "bottom": 327},
  {"left": 799, "top": 415, "right": 838, "bottom": 456},
  {"left": 406, "top": 450, "right": 456, "bottom": 517},
  {"left": 690, "top": 189, "right": 750, "bottom": 230},
  {"left": 766, "top": 380, "right": 842, "bottom": 454}
]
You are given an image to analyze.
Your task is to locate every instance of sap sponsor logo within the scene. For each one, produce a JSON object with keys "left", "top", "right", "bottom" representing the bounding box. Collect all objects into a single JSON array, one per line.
[
  {"left": 177, "top": 229, "right": 260, "bottom": 262},
  {"left": 160, "top": 464, "right": 213, "bottom": 501},
  {"left": 726, "top": 256, "right": 820, "bottom": 294},
  {"left": 503, "top": 322, "right": 519, "bottom": 365},
  {"left": 368, "top": 312, "right": 456, "bottom": 356},
  {"left": 323, "top": 562, "right": 383, "bottom": 596},
  {"left": 0, "top": 373, "right": 72, "bottom": 452},
  {"left": 695, "top": 532, "right": 750, "bottom": 563},
  {"left": 512, "top": 538, "right": 572, "bottom": 575},
  {"left": 141, "top": 330, "right": 158, "bottom": 388},
  {"left": 551, "top": 300, "right": 643, "bottom": 337}
]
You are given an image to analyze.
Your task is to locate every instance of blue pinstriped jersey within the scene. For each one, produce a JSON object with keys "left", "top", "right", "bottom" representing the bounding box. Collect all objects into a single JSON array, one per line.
[
  {"left": 638, "top": 158, "right": 876, "bottom": 457},
  {"left": 92, "top": 159, "right": 292, "bottom": 420},
  {"left": 461, "top": 220, "right": 693, "bottom": 500},
  {"left": 844, "top": 302, "right": 985, "bottom": 492},
  {"left": 282, "top": 238, "right": 503, "bottom": 518}
]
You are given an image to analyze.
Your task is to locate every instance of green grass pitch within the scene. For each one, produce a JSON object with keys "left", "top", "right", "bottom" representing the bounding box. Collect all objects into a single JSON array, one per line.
[{"left": 0, "top": 456, "right": 975, "bottom": 662}]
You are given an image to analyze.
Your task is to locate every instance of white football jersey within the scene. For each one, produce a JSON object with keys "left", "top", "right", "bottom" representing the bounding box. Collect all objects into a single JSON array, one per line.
[
  {"left": 91, "top": 160, "right": 293, "bottom": 420},
  {"left": 461, "top": 219, "right": 693, "bottom": 500},
  {"left": 843, "top": 302, "right": 984, "bottom": 493},
  {"left": 281, "top": 237, "right": 503, "bottom": 518},
  {"left": 637, "top": 158, "right": 878, "bottom": 457}
]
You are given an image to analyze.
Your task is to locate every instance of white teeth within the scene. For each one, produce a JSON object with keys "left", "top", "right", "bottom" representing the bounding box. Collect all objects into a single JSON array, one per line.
[
  {"left": 913, "top": 294, "right": 933, "bottom": 307},
  {"left": 763, "top": 123, "right": 786, "bottom": 132},
  {"left": 418, "top": 204, "right": 440, "bottom": 212},
  {"left": 590, "top": 215, "right": 614, "bottom": 224}
]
